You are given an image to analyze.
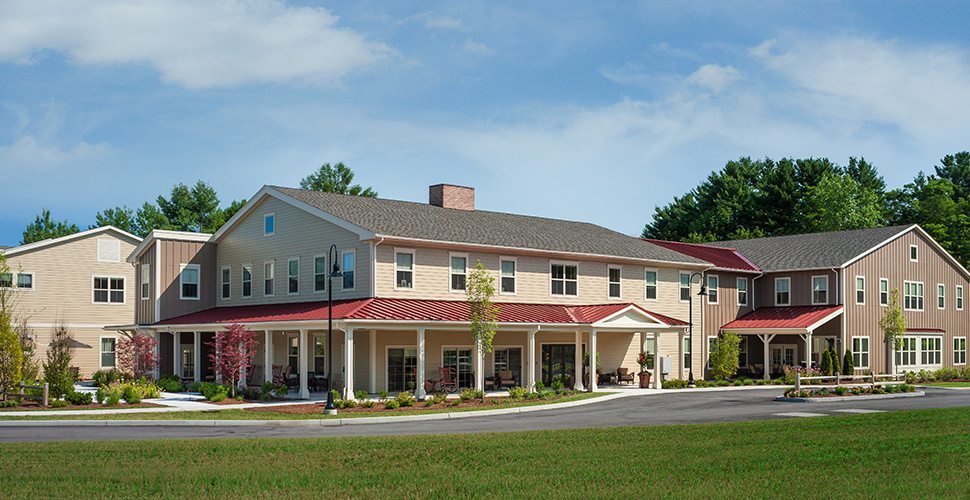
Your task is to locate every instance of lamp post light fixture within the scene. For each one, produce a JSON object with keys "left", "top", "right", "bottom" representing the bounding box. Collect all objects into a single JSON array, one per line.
[
  {"left": 324, "top": 243, "right": 343, "bottom": 415},
  {"left": 686, "top": 271, "right": 708, "bottom": 387}
]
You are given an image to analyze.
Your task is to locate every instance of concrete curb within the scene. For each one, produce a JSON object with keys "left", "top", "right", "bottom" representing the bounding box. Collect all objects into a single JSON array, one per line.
[
  {"left": 775, "top": 391, "right": 925, "bottom": 403},
  {"left": 0, "top": 392, "right": 630, "bottom": 427}
]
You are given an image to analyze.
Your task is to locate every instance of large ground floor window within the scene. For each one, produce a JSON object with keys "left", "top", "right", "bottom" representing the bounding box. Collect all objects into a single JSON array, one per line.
[
  {"left": 541, "top": 344, "right": 585, "bottom": 387},
  {"left": 896, "top": 337, "right": 918, "bottom": 367},
  {"left": 443, "top": 347, "right": 474, "bottom": 389},
  {"left": 388, "top": 348, "right": 417, "bottom": 392},
  {"left": 181, "top": 342, "right": 194, "bottom": 379},
  {"left": 493, "top": 347, "right": 522, "bottom": 386}
]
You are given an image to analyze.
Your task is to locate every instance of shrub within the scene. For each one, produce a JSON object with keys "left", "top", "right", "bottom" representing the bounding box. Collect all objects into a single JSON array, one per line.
[
  {"left": 50, "top": 399, "right": 69, "bottom": 408},
  {"left": 662, "top": 379, "right": 689, "bottom": 389},
  {"left": 65, "top": 391, "right": 93, "bottom": 405},
  {"left": 360, "top": 400, "right": 375, "bottom": 408},
  {"left": 820, "top": 349, "right": 833, "bottom": 376},
  {"left": 534, "top": 380, "right": 545, "bottom": 392},
  {"left": 355, "top": 390, "right": 369, "bottom": 401},
  {"left": 714, "top": 379, "right": 729, "bottom": 387},
  {"left": 185, "top": 381, "right": 202, "bottom": 392},
  {"left": 96, "top": 383, "right": 124, "bottom": 406},
  {"left": 424, "top": 400, "right": 435, "bottom": 407},
  {"left": 742, "top": 379, "right": 754, "bottom": 386},
  {"left": 337, "top": 398, "right": 356, "bottom": 409},
  {"left": 199, "top": 382, "right": 230, "bottom": 402},
  {"left": 395, "top": 391, "right": 416, "bottom": 407},
  {"left": 507, "top": 386, "right": 528, "bottom": 399},
  {"left": 450, "top": 398, "right": 462, "bottom": 406},
  {"left": 550, "top": 379, "right": 565, "bottom": 394},
  {"left": 43, "top": 324, "right": 75, "bottom": 398},
  {"left": 0, "top": 399, "right": 20, "bottom": 408},
  {"left": 260, "top": 382, "right": 287, "bottom": 400},
  {"left": 384, "top": 400, "right": 400, "bottom": 410},
  {"left": 378, "top": 390, "right": 389, "bottom": 402},
  {"left": 430, "top": 392, "right": 448, "bottom": 405},
  {"left": 459, "top": 388, "right": 483, "bottom": 401},
  {"left": 120, "top": 381, "right": 162, "bottom": 404},
  {"left": 709, "top": 333, "right": 742, "bottom": 380},
  {"left": 834, "top": 386, "right": 848, "bottom": 396},
  {"left": 842, "top": 349, "right": 854, "bottom": 375},
  {"left": 92, "top": 369, "right": 124, "bottom": 387},
  {"left": 238, "top": 386, "right": 261, "bottom": 401},
  {"left": 156, "top": 375, "right": 183, "bottom": 393}
]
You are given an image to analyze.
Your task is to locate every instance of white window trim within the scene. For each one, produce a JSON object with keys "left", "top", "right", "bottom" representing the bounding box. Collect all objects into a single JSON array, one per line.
[
  {"left": 220, "top": 266, "right": 231, "bottom": 300},
  {"left": 14, "top": 272, "right": 34, "bottom": 292},
  {"left": 854, "top": 275, "right": 866, "bottom": 305},
  {"left": 549, "top": 260, "right": 579, "bottom": 297},
  {"left": 909, "top": 244, "right": 918, "bottom": 262},
  {"left": 491, "top": 344, "right": 525, "bottom": 379},
  {"left": 903, "top": 280, "right": 924, "bottom": 312},
  {"left": 140, "top": 264, "right": 150, "bottom": 301},
  {"left": 393, "top": 248, "right": 416, "bottom": 291},
  {"left": 954, "top": 337, "right": 967, "bottom": 366},
  {"left": 263, "top": 260, "right": 275, "bottom": 297},
  {"left": 313, "top": 254, "right": 327, "bottom": 294},
  {"left": 449, "top": 252, "right": 469, "bottom": 293},
  {"left": 706, "top": 274, "right": 719, "bottom": 305},
  {"left": 92, "top": 275, "right": 126, "bottom": 305},
  {"left": 312, "top": 334, "right": 328, "bottom": 373},
  {"left": 644, "top": 268, "right": 659, "bottom": 302},
  {"left": 679, "top": 271, "right": 691, "bottom": 303},
  {"left": 774, "top": 277, "right": 791, "bottom": 306},
  {"left": 851, "top": 336, "right": 870, "bottom": 369},
  {"left": 736, "top": 276, "right": 748, "bottom": 307},
  {"left": 608, "top": 265, "right": 622, "bottom": 300},
  {"left": 706, "top": 336, "right": 717, "bottom": 369},
  {"left": 179, "top": 264, "right": 201, "bottom": 301},
  {"left": 810, "top": 275, "right": 829, "bottom": 305},
  {"left": 937, "top": 283, "right": 945, "bottom": 310},
  {"left": 286, "top": 257, "right": 300, "bottom": 295},
  {"left": 241, "top": 264, "right": 253, "bottom": 298},
  {"left": 879, "top": 278, "right": 889, "bottom": 307},
  {"left": 341, "top": 249, "right": 357, "bottom": 292},
  {"left": 499, "top": 256, "right": 517, "bottom": 296},
  {"left": 957, "top": 285, "right": 965, "bottom": 311},
  {"left": 98, "top": 335, "right": 118, "bottom": 370},
  {"left": 263, "top": 212, "right": 276, "bottom": 236}
]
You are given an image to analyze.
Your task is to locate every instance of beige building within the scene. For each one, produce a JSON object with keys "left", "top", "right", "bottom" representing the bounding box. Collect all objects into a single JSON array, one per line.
[{"left": 2, "top": 227, "right": 140, "bottom": 378}]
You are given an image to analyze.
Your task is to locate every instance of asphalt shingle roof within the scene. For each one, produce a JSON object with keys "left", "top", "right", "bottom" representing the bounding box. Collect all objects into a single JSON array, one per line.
[
  {"left": 706, "top": 225, "right": 914, "bottom": 271},
  {"left": 271, "top": 186, "right": 705, "bottom": 265}
]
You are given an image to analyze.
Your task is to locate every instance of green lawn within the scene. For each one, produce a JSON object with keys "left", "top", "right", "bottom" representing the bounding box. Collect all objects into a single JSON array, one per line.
[
  {"left": 0, "top": 392, "right": 606, "bottom": 420},
  {"left": 921, "top": 381, "right": 970, "bottom": 388},
  {"left": 2, "top": 407, "right": 969, "bottom": 497}
]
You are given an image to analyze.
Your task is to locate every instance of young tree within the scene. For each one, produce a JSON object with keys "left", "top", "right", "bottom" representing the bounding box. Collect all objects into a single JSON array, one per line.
[
  {"left": 15, "top": 319, "right": 38, "bottom": 382},
  {"left": 830, "top": 347, "right": 841, "bottom": 375},
  {"left": 0, "top": 256, "right": 23, "bottom": 398},
  {"left": 21, "top": 209, "right": 79, "bottom": 244},
  {"left": 879, "top": 289, "right": 907, "bottom": 374},
  {"left": 207, "top": 324, "right": 259, "bottom": 398},
  {"left": 820, "top": 349, "right": 833, "bottom": 376},
  {"left": 708, "top": 333, "right": 742, "bottom": 380},
  {"left": 43, "top": 323, "right": 74, "bottom": 398},
  {"left": 116, "top": 332, "right": 159, "bottom": 380},
  {"left": 842, "top": 349, "right": 855, "bottom": 375},
  {"left": 466, "top": 261, "right": 499, "bottom": 401},
  {"left": 300, "top": 162, "right": 378, "bottom": 197}
]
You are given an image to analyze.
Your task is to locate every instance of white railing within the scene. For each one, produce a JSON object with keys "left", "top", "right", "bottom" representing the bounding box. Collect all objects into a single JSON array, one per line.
[{"left": 794, "top": 373, "right": 905, "bottom": 392}]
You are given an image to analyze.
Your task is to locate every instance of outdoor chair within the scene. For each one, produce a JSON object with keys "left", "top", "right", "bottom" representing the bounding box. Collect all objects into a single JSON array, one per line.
[
  {"left": 438, "top": 367, "right": 458, "bottom": 393},
  {"left": 597, "top": 368, "right": 615, "bottom": 385},
  {"left": 271, "top": 365, "right": 284, "bottom": 385},
  {"left": 496, "top": 370, "right": 516, "bottom": 389},
  {"left": 616, "top": 367, "right": 635, "bottom": 385},
  {"left": 284, "top": 365, "right": 299, "bottom": 390}
]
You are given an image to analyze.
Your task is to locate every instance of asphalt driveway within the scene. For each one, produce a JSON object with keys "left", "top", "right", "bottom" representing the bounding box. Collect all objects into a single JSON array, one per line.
[{"left": 2, "top": 387, "right": 968, "bottom": 442}]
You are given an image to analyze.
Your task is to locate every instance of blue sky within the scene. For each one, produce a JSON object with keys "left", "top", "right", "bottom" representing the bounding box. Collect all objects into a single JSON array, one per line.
[{"left": 2, "top": 1, "right": 970, "bottom": 245}]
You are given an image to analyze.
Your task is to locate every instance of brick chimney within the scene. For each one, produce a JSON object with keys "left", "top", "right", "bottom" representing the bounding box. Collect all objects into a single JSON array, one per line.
[{"left": 429, "top": 184, "right": 475, "bottom": 211}]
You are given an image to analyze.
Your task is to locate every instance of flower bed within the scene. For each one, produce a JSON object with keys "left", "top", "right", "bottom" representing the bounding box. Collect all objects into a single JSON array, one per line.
[
  {"left": 784, "top": 384, "right": 917, "bottom": 399},
  {"left": 0, "top": 400, "right": 164, "bottom": 411},
  {"left": 662, "top": 378, "right": 788, "bottom": 389},
  {"left": 905, "top": 367, "right": 970, "bottom": 385}
]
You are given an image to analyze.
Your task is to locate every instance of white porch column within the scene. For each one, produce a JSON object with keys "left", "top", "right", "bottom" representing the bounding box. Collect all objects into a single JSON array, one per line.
[
  {"left": 677, "top": 331, "right": 685, "bottom": 378},
  {"left": 172, "top": 332, "right": 181, "bottom": 379},
  {"left": 803, "top": 332, "right": 813, "bottom": 368},
  {"left": 526, "top": 329, "right": 537, "bottom": 391},
  {"left": 344, "top": 328, "right": 355, "bottom": 399},
  {"left": 416, "top": 328, "right": 426, "bottom": 399},
  {"left": 263, "top": 330, "right": 273, "bottom": 383},
  {"left": 368, "top": 330, "right": 377, "bottom": 394},
  {"left": 152, "top": 332, "right": 160, "bottom": 380},
  {"left": 193, "top": 331, "right": 201, "bottom": 383},
  {"left": 298, "top": 329, "right": 309, "bottom": 399},
  {"left": 589, "top": 330, "right": 598, "bottom": 392},
  {"left": 473, "top": 338, "right": 484, "bottom": 391},
  {"left": 652, "top": 331, "right": 662, "bottom": 389},
  {"left": 573, "top": 331, "right": 585, "bottom": 391}
]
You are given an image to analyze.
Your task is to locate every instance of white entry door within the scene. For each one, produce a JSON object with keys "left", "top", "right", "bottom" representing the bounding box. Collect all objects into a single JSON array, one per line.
[{"left": 770, "top": 344, "right": 796, "bottom": 372}]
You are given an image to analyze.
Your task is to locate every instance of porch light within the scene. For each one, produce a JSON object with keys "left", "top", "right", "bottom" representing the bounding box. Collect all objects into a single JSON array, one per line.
[{"left": 698, "top": 285, "right": 708, "bottom": 297}]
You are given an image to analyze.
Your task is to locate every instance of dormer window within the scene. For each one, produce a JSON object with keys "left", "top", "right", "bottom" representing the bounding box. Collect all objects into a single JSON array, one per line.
[{"left": 264, "top": 213, "right": 275, "bottom": 236}]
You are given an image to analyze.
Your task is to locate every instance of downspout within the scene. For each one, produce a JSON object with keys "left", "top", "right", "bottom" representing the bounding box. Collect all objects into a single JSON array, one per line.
[
  {"left": 370, "top": 237, "right": 384, "bottom": 298},
  {"left": 750, "top": 273, "right": 764, "bottom": 310}
]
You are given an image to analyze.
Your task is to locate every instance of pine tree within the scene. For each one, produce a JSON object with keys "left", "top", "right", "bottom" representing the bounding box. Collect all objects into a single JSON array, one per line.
[{"left": 842, "top": 349, "right": 855, "bottom": 375}]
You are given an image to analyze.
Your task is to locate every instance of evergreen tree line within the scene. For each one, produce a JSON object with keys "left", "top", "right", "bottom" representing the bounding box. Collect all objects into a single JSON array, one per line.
[{"left": 642, "top": 152, "right": 970, "bottom": 266}]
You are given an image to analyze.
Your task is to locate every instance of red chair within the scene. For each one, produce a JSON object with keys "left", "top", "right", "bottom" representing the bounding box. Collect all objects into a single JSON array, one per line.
[{"left": 438, "top": 367, "right": 458, "bottom": 393}]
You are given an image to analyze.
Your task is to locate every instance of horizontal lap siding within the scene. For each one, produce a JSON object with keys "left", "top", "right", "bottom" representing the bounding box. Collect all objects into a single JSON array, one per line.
[{"left": 33, "top": 327, "right": 115, "bottom": 379}]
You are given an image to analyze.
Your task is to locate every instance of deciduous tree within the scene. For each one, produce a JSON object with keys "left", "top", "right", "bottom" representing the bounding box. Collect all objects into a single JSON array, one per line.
[
  {"left": 207, "top": 324, "right": 259, "bottom": 397},
  {"left": 116, "top": 332, "right": 159, "bottom": 380},
  {"left": 21, "top": 209, "right": 78, "bottom": 244},
  {"left": 466, "top": 261, "right": 499, "bottom": 401},
  {"left": 879, "top": 289, "right": 906, "bottom": 374},
  {"left": 0, "top": 256, "right": 23, "bottom": 397},
  {"left": 43, "top": 323, "right": 74, "bottom": 398},
  {"left": 300, "top": 163, "right": 377, "bottom": 197},
  {"left": 709, "top": 333, "right": 741, "bottom": 380}
]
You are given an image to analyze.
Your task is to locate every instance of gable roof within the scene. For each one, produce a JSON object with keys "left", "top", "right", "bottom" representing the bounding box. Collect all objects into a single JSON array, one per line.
[
  {"left": 127, "top": 229, "right": 212, "bottom": 263},
  {"left": 643, "top": 239, "right": 760, "bottom": 272},
  {"left": 215, "top": 185, "right": 707, "bottom": 266},
  {"left": 705, "top": 225, "right": 914, "bottom": 271},
  {"left": 1, "top": 226, "right": 140, "bottom": 258}
]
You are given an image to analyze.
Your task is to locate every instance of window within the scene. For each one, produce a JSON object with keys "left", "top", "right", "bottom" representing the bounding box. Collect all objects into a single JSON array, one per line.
[
  {"left": 395, "top": 250, "right": 414, "bottom": 290},
  {"left": 313, "top": 336, "right": 326, "bottom": 372},
  {"left": 645, "top": 269, "right": 658, "bottom": 300},
  {"left": 879, "top": 278, "right": 889, "bottom": 306},
  {"left": 954, "top": 337, "right": 966, "bottom": 365},
  {"left": 921, "top": 337, "right": 942, "bottom": 365},
  {"left": 706, "top": 274, "right": 719, "bottom": 304},
  {"left": 958, "top": 285, "right": 965, "bottom": 311},
  {"left": 737, "top": 277, "right": 748, "bottom": 306},
  {"left": 855, "top": 276, "right": 865, "bottom": 305},
  {"left": 180, "top": 342, "right": 194, "bottom": 379},
  {"left": 707, "top": 337, "right": 717, "bottom": 369},
  {"left": 679, "top": 272, "right": 691, "bottom": 301},
  {"left": 903, "top": 281, "right": 924, "bottom": 311},
  {"left": 493, "top": 347, "right": 522, "bottom": 386},
  {"left": 141, "top": 264, "right": 150, "bottom": 300},
  {"left": 242, "top": 265, "right": 252, "bottom": 297},
  {"left": 16, "top": 273, "right": 33, "bottom": 290},
  {"left": 811, "top": 275, "right": 828, "bottom": 305},
  {"left": 738, "top": 337, "right": 748, "bottom": 366},
  {"left": 443, "top": 347, "right": 474, "bottom": 388},
  {"left": 683, "top": 336, "right": 691, "bottom": 370},
  {"left": 0, "top": 273, "right": 11, "bottom": 288},
  {"left": 909, "top": 244, "right": 918, "bottom": 262},
  {"left": 180, "top": 264, "right": 200, "bottom": 300},
  {"left": 100, "top": 337, "right": 116, "bottom": 368},
  {"left": 896, "top": 337, "right": 917, "bottom": 366},
  {"left": 263, "top": 261, "right": 275, "bottom": 296},
  {"left": 221, "top": 267, "right": 231, "bottom": 299},
  {"left": 287, "top": 336, "right": 299, "bottom": 374},
  {"left": 608, "top": 266, "right": 621, "bottom": 298},
  {"left": 93, "top": 276, "right": 124, "bottom": 303},
  {"left": 342, "top": 251, "right": 355, "bottom": 290},
  {"left": 500, "top": 258, "right": 516, "bottom": 295},
  {"left": 314, "top": 256, "right": 326, "bottom": 292},
  {"left": 937, "top": 284, "right": 945, "bottom": 310},
  {"left": 551, "top": 262, "right": 578, "bottom": 296},
  {"left": 96, "top": 239, "right": 121, "bottom": 262},
  {"left": 775, "top": 277, "right": 791, "bottom": 306},
  {"left": 264, "top": 213, "right": 275, "bottom": 236},
  {"left": 450, "top": 254, "right": 468, "bottom": 291},
  {"left": 852, "top": 337, "right": 869, "bottom": 369},
  {"left": 288, "top": 258, "right": 299, "bottom": 294}
]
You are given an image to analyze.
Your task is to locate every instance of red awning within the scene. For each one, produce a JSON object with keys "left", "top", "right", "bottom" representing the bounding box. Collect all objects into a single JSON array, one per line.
[
  {"left": 154, "top": 298, "right": 688, "bottom": 328},
  {"left": 721, "top": 305, "right": 843, "bottom": 332},
  {"left": 906, "top": 328, "right": 945, "bottom": 333}
]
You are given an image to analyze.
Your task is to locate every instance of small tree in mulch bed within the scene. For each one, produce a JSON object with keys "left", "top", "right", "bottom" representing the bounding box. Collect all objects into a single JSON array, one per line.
[
  {"left": 43, "top": 323, "right": 75, "bottom": 398},
  {"left": 208, "top": 323, "right": 259, "bottom": 398},
  {"left": 843, "top": 349, "right": 854, "bottom": 375},
  {"left": 467, "top": 261, "right": 499, "bottom": 403},
  {"left": 117, "top": 332, "right": 159, "bottom": 380}
]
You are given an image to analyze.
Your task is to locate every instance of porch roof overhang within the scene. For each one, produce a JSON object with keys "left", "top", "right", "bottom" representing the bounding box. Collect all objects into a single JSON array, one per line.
[
  {"left": 149, "top": 298, "right": 688, "bottom": 333},
  {"left": 720, "top": 305, "right": 844, "bottom": 334}
]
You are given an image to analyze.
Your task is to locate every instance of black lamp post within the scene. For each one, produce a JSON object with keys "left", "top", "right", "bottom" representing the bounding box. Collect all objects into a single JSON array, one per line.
[
  {"left": 324, "top": 243, "right": 343, "bottom": 415},
  {"left": 686, "top": 272, "right": 708, "bottom": 387}
]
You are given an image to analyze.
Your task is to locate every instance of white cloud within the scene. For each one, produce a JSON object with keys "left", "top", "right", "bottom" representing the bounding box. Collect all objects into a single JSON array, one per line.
[
  {"left": 685, "top": 64, "right": 742, "bottom": 92},
  {"left": 0, "top": 135, "right": 111, "bottom": 169},
  {"left": 0, "top": 0, "right": 392, "bottom": 88},
  {"left": 462, "top": 38, "right": 494, "bottom": 57}
]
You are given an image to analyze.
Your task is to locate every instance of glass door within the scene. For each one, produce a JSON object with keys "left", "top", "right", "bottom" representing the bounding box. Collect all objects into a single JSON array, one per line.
[
  {"left": 387, "top": 348, "right": 417, "bottom": 392},
  {"left": 542, "top": 344, "right": 580, "bottom": 386},
  {"left": 493, "top": 347, "right": 522, "bottom": 385},
  {"left": 443, "top": 348, "right": 474, "bottom": 388}
]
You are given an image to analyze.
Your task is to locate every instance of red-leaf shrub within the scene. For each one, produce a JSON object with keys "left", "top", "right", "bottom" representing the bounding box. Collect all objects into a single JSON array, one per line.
[
  {"left": 207, "top": 324, "right": 259, "bottom": 397},
  {"left": 116, "top": 333, "right": 159, "bottom": 379}
]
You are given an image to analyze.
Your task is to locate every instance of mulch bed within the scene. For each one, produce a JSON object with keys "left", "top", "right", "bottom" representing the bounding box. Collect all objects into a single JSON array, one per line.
[
  {"left": 0, "top": 401, "right": 165, "bottom": 412},
  {"left": 247, "top": 395, "right": 576, "bottom": 415},
  {"left": 204, "top": 398, "right": 251, "bottom": 406}
]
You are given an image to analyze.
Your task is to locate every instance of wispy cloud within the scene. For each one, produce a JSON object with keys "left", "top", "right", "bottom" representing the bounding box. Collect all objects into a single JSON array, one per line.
[
  {"left": 462, "top": 38, "right": 494, "bottom": 57},
  {"left": 685, "top": 64, "right": 742, "bottom": 92}
]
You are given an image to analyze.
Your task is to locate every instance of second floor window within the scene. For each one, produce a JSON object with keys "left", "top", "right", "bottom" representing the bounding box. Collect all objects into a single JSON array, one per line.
[
  {"left": 141, "top": 264, "right": 150, "bottom": 299},
  {"left": 937, "top": 284, "right": 945, "bottom": 310},
  {"left": 450, "top": 255, "right": 467, "bottom": 291},
  {"left": 16, "top": 273, "right": 32, "bottom": 290},
  {"left": 903, "top": 281, "right": 924, "bottom": 311},
  {"left": 221, "top": 267, "right": 231, "bottom": 299},
  {"left": 737, "top": 277, "right": 748, "bottom": 306},
  {"left": 242, "top": 265, "right": 252, "bottom": 297},
  {"left": 94, "top": 276, "right": 124, "bottom": 303},
  {"left": 264, "top": 261, "right": 275, "bottom": 296},
  {"left": 608, "top": 266, "right": 621, "bottom": 298},
  {"left": 855, "top": 276, "right": 866, "bottom": 305},
  {"left": 812, "top": 276, "right": 828, "bottom": 304},
  {"left": 958, "top": 286, "right": 965, "bottom": 311},
  {"left": 879, "top": 278, "right": 889, "bottom": 306},
  {"left": 775, "top": 278, "right": 790, "bottom": 306},
  {"left": 395, "top": 251, "right": 414, "bottom": 289},
  {"left": 551, "top": 263, "right": 578, "bottom": 296},
  {"left": 645, "top": 270, "right": 657, "bottom": 300},
  {"left": 342, "top": 251, "right": 355, "bottom": 290},
  {"left": 706, "top": 275, "right": 718, "bottom": 304},
  {"left": 314, "top": 256, "right": 326, "bottom": 292},
  {"left": 180, "top": 265, "right": 199, "bottom": 300},
  {"left": 500, "top": 258, "right": 516, "bottom": 294},
  {"left": 679, "top": 272, "right": 690, "bottom": 301},
  {"left": 288, "top": 258, "right": 299, "bottom": 294},
  {"left": 264, "top": 213, "right": 275, "bottom": 236}
]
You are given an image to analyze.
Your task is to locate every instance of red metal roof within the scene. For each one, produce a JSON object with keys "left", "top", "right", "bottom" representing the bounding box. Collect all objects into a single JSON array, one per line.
[
  {"left": 906, "top": 328, "right": 945, "bottom": 333},
  {"left": 721, "top": 305, "right": 843, "bottom": 331},
  {"left": 643, "top": 239, "right": 760, "bottom": 272},
  {"left": 154, "top": 298, "right": 687, "bottom": 327}
]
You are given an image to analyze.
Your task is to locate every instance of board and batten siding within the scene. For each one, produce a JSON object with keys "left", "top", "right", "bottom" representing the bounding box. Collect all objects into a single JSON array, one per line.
[
  {"left": 216, "top": 195, "right": 372, "bottom": 306},
  {"left": 156, "top": 239, "right": 216, "bottom": 322},
  {"left": 754, "top": 269, "right": 841, "bottom": 309},
  {"left": 136, "top": 243, "right": 156, "bottom": 325},
  {"left": 844, "top": 230, "right": 970, "bottom": 374}
]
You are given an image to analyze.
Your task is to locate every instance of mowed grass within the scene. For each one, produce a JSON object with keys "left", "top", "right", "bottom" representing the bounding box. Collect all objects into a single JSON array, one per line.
[
  {"left": 922, "top": 381, "right": 970, "bottom": 388},
  {"left": 0, "top": 392, "right": 605, "bottom": 420},
  {"left": 2, "top": 407, "right": 970, "bottom": 498}
]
